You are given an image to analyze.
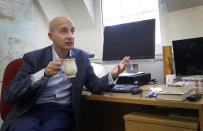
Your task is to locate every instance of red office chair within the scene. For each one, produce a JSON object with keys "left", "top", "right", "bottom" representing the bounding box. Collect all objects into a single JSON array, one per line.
[{"left": 0, "top": 58, "right": 23, "bottom": 120}]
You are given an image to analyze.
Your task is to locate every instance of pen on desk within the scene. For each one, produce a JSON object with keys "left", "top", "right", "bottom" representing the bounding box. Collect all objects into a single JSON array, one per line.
[{"left": 145, "top": 92, "right": 155, "bottom": 98}]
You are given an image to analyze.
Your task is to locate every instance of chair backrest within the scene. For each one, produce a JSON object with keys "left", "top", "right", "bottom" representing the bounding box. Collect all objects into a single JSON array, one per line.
[{"left": 1, "top": 58, "right": 23, "bottom": 120}]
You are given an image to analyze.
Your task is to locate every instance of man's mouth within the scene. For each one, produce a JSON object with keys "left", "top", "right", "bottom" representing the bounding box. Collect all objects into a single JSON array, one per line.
[{"left": 65, "top": 42, "right": 73, "bottom": 46}]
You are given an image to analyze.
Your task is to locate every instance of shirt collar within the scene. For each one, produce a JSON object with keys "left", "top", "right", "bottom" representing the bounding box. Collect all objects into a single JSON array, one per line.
[{"left": 52, "top": 45, "right": 72, "bottom": 60}]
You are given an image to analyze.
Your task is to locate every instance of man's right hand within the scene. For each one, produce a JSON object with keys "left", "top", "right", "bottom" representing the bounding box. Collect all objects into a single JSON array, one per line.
[{"left": 44, "top": 58, "right": 62, "bottom": 77}]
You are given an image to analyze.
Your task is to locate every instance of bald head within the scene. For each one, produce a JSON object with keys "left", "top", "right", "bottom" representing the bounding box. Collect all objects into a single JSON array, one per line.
[
  {"left": 48, "top": 16, "right": 75, "bottom": 55},
  {"left": 49, "top": 17, "right": 74, "bottom": 32}
]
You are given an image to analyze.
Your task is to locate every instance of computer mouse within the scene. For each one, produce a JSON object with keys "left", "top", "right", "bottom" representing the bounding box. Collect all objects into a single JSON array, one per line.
[
  {"left": 131, "top": 88, "right": 143, "bottom": 95},
  {"left": 186, "top": 94, "right": 201, "bottom": 101}
]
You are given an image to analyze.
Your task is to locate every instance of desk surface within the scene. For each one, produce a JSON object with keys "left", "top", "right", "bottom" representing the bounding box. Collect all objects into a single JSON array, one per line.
[{"left": 82, "top": 85, "right": 203, "bottom": 110}]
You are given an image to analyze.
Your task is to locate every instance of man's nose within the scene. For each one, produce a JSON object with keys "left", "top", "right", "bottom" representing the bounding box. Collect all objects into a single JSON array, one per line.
[{"left": 66, "top": 32, "right": 74, "bottom": 39}]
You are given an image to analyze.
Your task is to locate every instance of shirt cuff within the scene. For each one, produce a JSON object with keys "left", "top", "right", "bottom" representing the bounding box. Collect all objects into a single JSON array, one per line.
[
  {"left": 108, "top": 72, "right": 118, "bottom": 85},
  {"left": 31, "top": 69, "right": 45, "bottom": 88}
]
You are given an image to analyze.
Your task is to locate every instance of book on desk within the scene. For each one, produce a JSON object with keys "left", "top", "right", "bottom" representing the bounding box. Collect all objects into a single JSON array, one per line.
[
  {"left": 155, "top": 82, "right": 197, "bottom": 101},
  {"left": 156, "top": 90, "right": 196, "bottom": 101},
  {"left": 161, "top": 81, "right": 196, "bottom": 93}
]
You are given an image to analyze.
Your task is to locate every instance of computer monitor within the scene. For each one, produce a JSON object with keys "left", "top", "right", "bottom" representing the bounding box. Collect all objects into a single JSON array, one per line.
[
  {"left": 172, "top": 37, "right": 203, "bottom": 76},
  {"left": 102, "top": 19, "right": 155, "bottom": 62}
]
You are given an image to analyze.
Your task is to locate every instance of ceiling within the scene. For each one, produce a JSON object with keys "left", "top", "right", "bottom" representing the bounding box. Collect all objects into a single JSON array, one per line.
[
  {"left": 37, "top": 0, "right": 96, "bottom": 30},
  {"left": 165, "top": 0, "right": 203, "bottom": 12}
]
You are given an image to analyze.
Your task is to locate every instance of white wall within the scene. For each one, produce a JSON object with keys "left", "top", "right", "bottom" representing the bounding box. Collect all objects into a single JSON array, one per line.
[
  {"left": 74, "top": 0, "right": 103, "bottom": 59},
  {"left": 33, "top": 1, "right": 51, "bottom": 49},
  {"left": 166, "top": 5, "right": 203, "bottom": 44}
]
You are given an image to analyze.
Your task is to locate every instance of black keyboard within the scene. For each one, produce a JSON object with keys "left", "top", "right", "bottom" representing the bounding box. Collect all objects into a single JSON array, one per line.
[{"left": 107, "top": 84, "right": 139, "bottom": 93}]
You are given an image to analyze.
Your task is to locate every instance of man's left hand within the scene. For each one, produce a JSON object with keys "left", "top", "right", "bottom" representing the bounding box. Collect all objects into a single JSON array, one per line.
[{"left": 111, "top": 56, "right": 130, "bottom": 79}]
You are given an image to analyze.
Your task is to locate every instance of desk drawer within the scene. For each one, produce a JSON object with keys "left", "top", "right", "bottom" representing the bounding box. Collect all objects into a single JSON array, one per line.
[{"left": 124, "top": 112, "right": 198, "bottom": 131}]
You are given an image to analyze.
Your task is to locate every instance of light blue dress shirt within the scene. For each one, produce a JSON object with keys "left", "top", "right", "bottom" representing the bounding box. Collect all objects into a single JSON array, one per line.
[{"left": 31, "top": 46, "right": 115, "bottom": 105}]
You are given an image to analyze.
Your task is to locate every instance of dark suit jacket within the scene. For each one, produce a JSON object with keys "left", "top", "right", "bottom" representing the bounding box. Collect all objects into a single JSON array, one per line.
[{"left": 0, "top": 45, "right": 110, "bottom": 131}]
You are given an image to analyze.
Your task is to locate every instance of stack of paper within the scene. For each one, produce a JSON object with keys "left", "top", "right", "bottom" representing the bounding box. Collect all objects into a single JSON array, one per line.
[
  {"left": 156, "top": 82, "right": 197, "bottom": 101},
  {"left": 162, "top": 81, "right": 196, "bottom": 93}
]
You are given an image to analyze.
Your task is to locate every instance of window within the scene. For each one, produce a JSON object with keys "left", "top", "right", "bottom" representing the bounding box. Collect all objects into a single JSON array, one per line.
[{"left": 102, "top": 0, "right": 161, "bottom": 54}]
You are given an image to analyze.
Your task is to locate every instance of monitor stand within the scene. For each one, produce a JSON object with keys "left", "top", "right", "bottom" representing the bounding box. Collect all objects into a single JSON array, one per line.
[{"left": 126, "top": 64, "right": 138, "bottom": 73}]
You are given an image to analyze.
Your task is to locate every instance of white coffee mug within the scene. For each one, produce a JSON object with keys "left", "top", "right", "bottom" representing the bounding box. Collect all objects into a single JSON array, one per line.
[
  {"left": 63, "top": 58, "right": 77, "bottom": 77},
  {"left": 166, "top": 74, "right": 176, "bottom": 85}
]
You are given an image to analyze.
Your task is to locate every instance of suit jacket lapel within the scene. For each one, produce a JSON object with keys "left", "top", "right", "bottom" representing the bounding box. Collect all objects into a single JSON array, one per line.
[
  {"left": 70, "top": 48, "right": 80, "bottom": 92},
  {"left": 42, "top": 46, "right": 53, "bottom": 69}
]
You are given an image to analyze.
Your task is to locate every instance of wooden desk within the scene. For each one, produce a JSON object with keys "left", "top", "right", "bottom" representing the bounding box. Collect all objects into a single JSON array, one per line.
[{"left": 82, "top": 85, "right": 203, "bottom": 131}]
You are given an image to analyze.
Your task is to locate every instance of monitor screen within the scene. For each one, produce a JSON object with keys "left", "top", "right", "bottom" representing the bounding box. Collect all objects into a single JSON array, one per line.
[
  {"left": 172, "top": 37, "right": 203, "bottom": 76},
  {"left": 102, "top": 19, "right": 155, "bottom": 61}
]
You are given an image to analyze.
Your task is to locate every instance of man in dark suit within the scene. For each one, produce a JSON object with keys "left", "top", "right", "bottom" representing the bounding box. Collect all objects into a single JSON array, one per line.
[{"left": 0, "top": 17, "right": 130, "bottom": 131}]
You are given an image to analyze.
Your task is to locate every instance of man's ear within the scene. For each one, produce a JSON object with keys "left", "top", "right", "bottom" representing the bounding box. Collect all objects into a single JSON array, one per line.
[{"left": 48, "top": 32, "right": 53, "bottom": 41}]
